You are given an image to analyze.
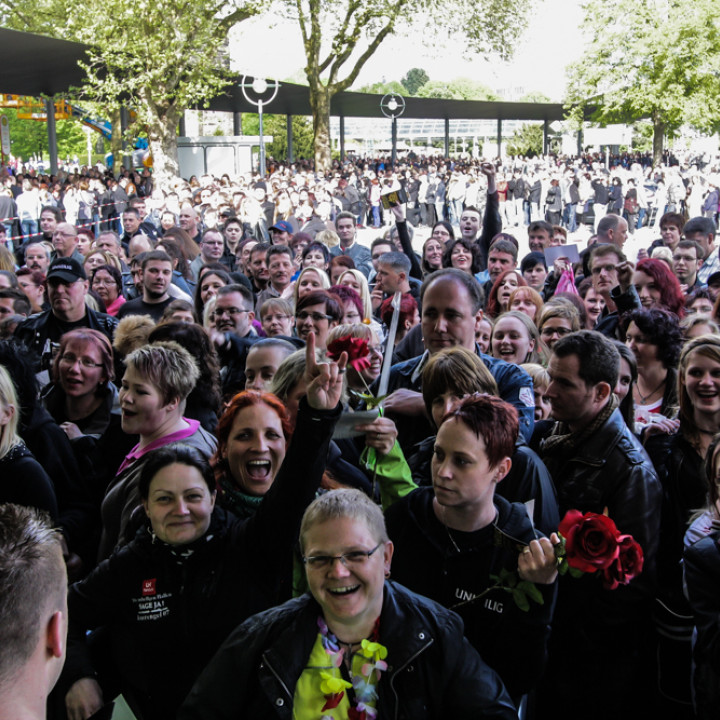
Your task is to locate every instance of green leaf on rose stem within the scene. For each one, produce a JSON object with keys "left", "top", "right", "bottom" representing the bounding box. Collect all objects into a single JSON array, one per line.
[
  {"left": 517, "top": 581, "right": 544, "bottom": 605},
  {"left": 568, "top": 566, "right": 584, "bottom": 578},
  {"left": 555, "top": 534, "right": 566, "bottom": 559},
  {"left": 364, "top": 394, "right": 387, "bottom": 410},
  {"left": 558, "top": 561, "right": 569, "bottom": 576},
  {"left": 512, "top": 588, "right": 530, "bottom": 612}
]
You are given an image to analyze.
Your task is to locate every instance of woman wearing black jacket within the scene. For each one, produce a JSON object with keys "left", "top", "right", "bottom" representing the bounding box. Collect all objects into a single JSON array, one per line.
[{"left": 62, "top": 337, "right": 345, "bottom": 720}]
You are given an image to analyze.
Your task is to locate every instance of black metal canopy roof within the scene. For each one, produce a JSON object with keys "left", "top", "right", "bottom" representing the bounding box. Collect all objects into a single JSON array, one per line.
[
  {"left": 0, "top": 27, "right": 573, "bottom": 122},
  {"left": 205, "top": 81, "right": 569, "bottom": 122},
  {"left": 0, "top": 28, "right": 90, "bottom": 96}
]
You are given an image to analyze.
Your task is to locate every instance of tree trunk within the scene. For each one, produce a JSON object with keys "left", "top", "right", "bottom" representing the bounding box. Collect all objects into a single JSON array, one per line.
[
  {"left": 309, "top": 83, "right": 332, "bottom": 173},
  {"left": 652, "top": 114, "right": 665, "bottom": 167},
  {"left": 147, "top": 109, "right": 181, "bottom": 186}
]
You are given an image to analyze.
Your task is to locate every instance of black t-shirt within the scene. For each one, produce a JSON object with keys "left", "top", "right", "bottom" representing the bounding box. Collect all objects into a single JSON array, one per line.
[{"left": 116, "top": 296, "right": 174, "bottom": 323}]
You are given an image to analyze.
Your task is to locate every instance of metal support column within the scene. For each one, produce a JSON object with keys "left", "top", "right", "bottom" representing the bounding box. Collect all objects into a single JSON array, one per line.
[
  {"left": 577, "top": 124, "right": 583, "bottom": 156},
  {"left": 233, "top": 112, "right": 242, "bottom": 136},
  {"left": 444, "top": 118, "right": 450, "bottom": 157},
  {"left": 120, "top": 107, "right": 131, "bottom": 169},
  {"left": 179, "top": 115, "right": 186, "bottom": 137},
  {"left": 45, "top": 97, "right": 58, "bottom": 175},
  {"left": 496, "top": 118, "right": 502, "bottom": 158},
  {"left": 543, "top": 119, "right": 549, "bottom": 155},
  {"left": 286, "top": 115, "right": 294, "bottom": 163},
  {"left": 391, "top": 117, "right": 398, "bottom": 166},
  {"left": 339, "top": 116, "right": 345, "bottom": 162}
]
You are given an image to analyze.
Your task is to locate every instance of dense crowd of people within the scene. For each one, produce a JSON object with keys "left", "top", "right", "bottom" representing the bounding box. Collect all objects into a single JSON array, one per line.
[{"left": 1, "top": 149, "right": 720, "bottom": 719}]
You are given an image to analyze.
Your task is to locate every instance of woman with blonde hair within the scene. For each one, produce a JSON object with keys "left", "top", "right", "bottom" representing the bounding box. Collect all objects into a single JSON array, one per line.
[
  {"left": 315, "top": 228, "right": 340, "bottom": 249},
  {"left": 0, "top": 364, "right": 57, "bottom": 517},
  {"left": 537, "top": 301, "right": 581, "bottom": 350},
  {"left": 84, "top": 249, "right": 122, "bottom": 274},
  {"left": 338, "top": 268, "right": 373, "bottom": 321},
  {"left": 293, "top": 266, "right": 331, "bottom": 306},
  {"left": 98, "top": 341, "right": 217, "bottom": 559},
  {"left": 491, "top": 310, "right": 546, "bottom": 366}
]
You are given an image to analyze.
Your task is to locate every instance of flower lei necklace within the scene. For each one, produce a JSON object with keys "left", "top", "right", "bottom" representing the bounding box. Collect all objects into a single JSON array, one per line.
[{"left": 317, "top": 616, "right": 388, "bottom": 720}]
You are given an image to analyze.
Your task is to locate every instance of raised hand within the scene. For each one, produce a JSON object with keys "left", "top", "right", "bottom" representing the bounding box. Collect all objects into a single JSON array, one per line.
[{"left": 303, "top": 331, "right": 347, "bottom": 411}]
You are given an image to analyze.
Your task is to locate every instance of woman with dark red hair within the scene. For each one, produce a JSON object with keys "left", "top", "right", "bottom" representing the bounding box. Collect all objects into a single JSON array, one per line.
[
  {"left": 62, "top": 337, "right": 345, "bottom": 720},
  {"left": 632, "top": 258, "right": 685, "bottom": 318},
  {"left": 485, "top": 269, "right": 528, "bottom": 319}
]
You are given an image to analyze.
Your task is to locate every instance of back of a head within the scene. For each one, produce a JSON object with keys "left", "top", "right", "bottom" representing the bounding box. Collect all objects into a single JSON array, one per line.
[{"left": 0, "top": 504, "right": 65, "bottom": 686}]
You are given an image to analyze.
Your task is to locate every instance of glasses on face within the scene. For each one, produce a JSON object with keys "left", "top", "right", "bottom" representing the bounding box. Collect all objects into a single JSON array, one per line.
[
  {"left": 303, "top": 543, "right": 382, "bottom": 570},
  {"left": 296, "top": 311, "right": 332, "bottom": 322},
  {"left": 92, "top": 277, "right": 117, "bottom": 286},
  {"left": 213, "top": 307, "right": 248, "bottom": 318},
  {"left": 263, "top": 313, "right": 291, "bottom": 323},
  {"left": 591, "top": 263, "right": 617, "bottom": 275},
  {"left": 59, "top": 353, "right": 103, "bottom": 369},
  {"left": 541, "top": 326, "right": 572, "bottom": 338}
]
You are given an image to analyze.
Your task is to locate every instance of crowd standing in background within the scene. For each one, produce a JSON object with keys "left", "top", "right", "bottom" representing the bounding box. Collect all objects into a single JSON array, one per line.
[{"left": 1, "top": 147, "right": 720, "bottom": 719}]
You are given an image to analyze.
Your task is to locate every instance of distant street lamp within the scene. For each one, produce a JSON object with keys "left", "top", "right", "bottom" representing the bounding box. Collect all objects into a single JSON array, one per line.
[
  {"left": 380, "top": 93, "right": 406, "bottom": 166},
  {"left": 239, "top": 75, "right": 279, "bottom": 177}
]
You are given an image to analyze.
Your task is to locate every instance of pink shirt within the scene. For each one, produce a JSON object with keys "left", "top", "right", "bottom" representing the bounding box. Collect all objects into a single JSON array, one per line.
[{"left": 116, "top": 418, "right": 200, "bottom": 474}]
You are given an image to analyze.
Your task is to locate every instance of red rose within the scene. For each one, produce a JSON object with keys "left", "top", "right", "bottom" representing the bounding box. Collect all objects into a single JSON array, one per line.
[
  {"left": 327, "top": 336, "right": 371, "bottom": 373},
  {"left": 601, "top": 535, "right": 644, "bottom": 590},
  {"left": 558, "top": 509, "right": 621, "bottom": 573}
]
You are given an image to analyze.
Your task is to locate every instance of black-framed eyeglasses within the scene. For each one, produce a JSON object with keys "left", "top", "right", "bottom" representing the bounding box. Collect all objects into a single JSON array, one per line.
[
  {"left": 213, "top": 307, "right": 248, "bottom": 318},
  {"left": 296, "top": 311, "right": 332, "bottom": 322},
  {"left": 303, "top": 543, "right": 382, "bottom": 570},
  {"left": 59, "top": 354, "right": 104, "bottom": 369}
]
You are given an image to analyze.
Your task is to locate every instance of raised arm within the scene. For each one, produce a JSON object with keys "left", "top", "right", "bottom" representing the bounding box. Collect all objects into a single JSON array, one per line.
[{"left": 391, "top": 204, "right": 423, "bottom": 280}]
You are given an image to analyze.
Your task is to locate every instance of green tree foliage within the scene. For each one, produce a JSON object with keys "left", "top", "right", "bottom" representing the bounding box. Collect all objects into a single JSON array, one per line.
[
  {"left": 518, "top": 91, "right": 552, "bottom": 103},
  {"left": 242, "top": 113, "right": 315, "bottom": 159},
  {"left": 289, "top": 0, "right": 530, "bottom": 171},
  {"left": 401, "top": 67, "right": 429, "bottom": 95},
  {"left": 506, "top": 123, "right": 543, "bottom": 157},
  {"left": 356, "top": 80, "right": 406, "bottom": 95},
  {"left": 1, "top": 109, "right": 94, "bottom": 161},
  {"left": 1, "top": 0, "right": 262, "bottom": 184},
  {"left": 565, "top": 0, "right": 720, "bottom": 166},
  {"left": 416, "top": 78, "right": 501, "bottom": 101}
]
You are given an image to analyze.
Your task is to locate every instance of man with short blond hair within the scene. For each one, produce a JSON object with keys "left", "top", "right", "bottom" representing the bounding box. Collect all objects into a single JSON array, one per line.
[{"left": 0, "top": 504, "right": 68, "bottom": 720}]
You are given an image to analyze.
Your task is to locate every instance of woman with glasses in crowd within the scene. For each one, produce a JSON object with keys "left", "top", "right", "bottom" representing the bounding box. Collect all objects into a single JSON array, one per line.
[
  {"left": 91, "top": 264, "right": 126, "bottom": 317},
  {"left": 180, "top": 488, "right": 517, "bottom": 720},
  {"left": 63, "top": 337, "right": 346, "bottom": 720}
]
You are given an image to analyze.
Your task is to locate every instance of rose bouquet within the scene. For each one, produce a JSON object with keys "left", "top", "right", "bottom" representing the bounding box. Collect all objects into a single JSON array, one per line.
[
  {"left": 557, "top": 509, "right": 644, "bottom": 590},
  {"left": 455, "top": 508, "right": 645, "bottom": 613}
]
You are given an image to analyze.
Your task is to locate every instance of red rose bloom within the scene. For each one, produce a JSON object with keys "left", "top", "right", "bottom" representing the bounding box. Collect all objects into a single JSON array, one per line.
[
  {"left": 558, "top": 509, "right": 620, "bottom": 572},
  {"left": 601, "top": 535, "right": 644, "bottom": 590},
  {"left": 327, "top": 336, "right": 371, "bottom": 373}
]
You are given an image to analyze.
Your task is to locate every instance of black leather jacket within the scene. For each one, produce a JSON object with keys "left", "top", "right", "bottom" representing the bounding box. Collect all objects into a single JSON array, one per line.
[
  {"left": 537, "top": 407, "right": 661, "bottom": 606},
  {"left": 15, "top": 307, "right": 118, "bottom": 371},
  {"left": 179, "top": 581, "right": 517, "bottom": 720}
]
